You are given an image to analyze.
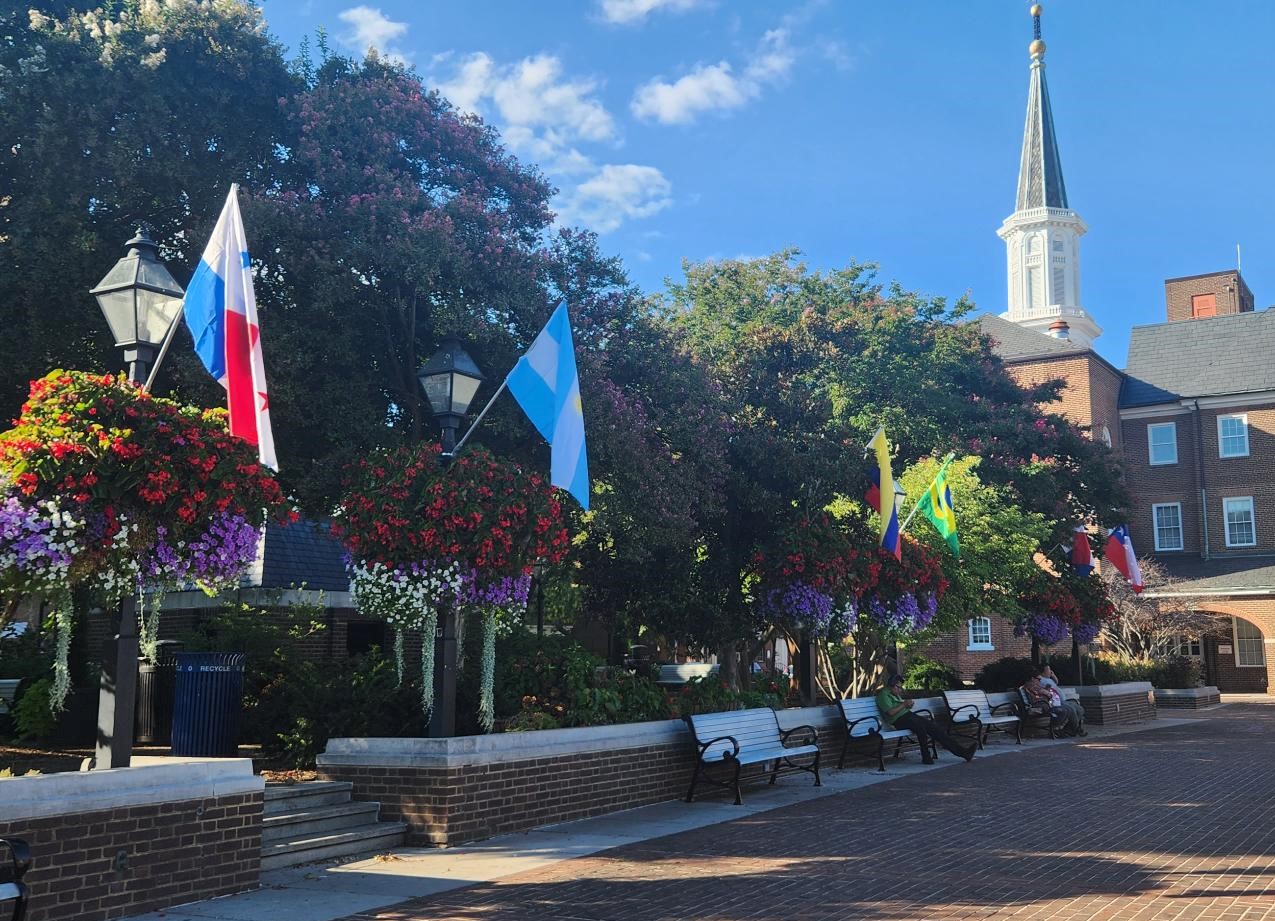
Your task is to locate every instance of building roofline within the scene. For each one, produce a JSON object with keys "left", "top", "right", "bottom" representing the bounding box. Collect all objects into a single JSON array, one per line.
[
  {"left": 1162, "top": 269, "right": 1247, "bottom": 285},
  {"left": 1002, "top": 346, "right": 1123, "bottom": 380}
]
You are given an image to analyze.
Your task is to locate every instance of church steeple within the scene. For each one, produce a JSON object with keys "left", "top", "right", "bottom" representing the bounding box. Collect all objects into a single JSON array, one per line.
[
  {"left": 998, "top": 4, "right": 1101, "bottom": 349},
  {"left": 1015, "top": 5, "right": 1068, "bottom": 211}
]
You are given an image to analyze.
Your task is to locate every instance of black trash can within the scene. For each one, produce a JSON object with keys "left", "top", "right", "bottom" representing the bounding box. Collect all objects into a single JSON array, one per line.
[
  {"left": 136, "top": 640, "right": 183, "bottom": 746},
  {"left": 171, "top": 652, "right": 246, "bottom": 757}
]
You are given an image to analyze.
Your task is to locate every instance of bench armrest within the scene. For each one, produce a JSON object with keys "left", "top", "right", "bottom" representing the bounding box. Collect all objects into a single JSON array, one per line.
[
  {"left": 0, "top": 836, "right": 31, "bottom": 881},
  {"left": 845, "top": 715, "right": 881, "bottom": 736},
  {"left": 948, "top": 704, "right": 980, "bottom": 724},
  {"left": 695, "top": 734, "right": 740, "bottom": 761},
  {"left": 781, "top": 724, "right": 818, "bottom": 747}
]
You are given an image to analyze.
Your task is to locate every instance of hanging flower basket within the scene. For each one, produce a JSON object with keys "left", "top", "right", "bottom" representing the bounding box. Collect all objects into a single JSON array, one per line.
[
  {"left": 336, "top": 443, "right": 568, "bottom": 729},
  {"left": 0, "top": 371, "right": 291, "bottom": 707},
  {"left": 1015, "top": 570, "right": 1112, "bottom": 646}
]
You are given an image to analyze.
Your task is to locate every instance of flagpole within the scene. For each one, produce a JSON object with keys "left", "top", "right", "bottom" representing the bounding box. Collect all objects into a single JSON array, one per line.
[
  {"left": 897, "top": 451, "right": 958, "bottom": 530},
  {"left": 447, "top": 376, "right": 509, "bottom": 459},
  {"left": 142, "top": 309, "right": 184, "bottom": 391}
]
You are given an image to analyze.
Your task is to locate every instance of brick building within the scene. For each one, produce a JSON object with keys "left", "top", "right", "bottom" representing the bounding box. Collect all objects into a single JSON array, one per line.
[{"left": 922, "top": 7, "right": 1275, "bottom": 692}]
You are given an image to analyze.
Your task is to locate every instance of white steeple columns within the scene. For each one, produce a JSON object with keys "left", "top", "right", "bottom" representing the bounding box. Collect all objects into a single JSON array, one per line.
[{"left": 997, "top": 5, "right": 1102, "bottom": 350}]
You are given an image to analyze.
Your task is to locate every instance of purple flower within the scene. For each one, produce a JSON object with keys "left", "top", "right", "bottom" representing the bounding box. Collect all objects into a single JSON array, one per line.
[
  {"left": 1017, "top": 614, "right": 1068, "bottom": 645},
  {"left": 765, "top": 582, "right": 833, "bottom": 634},
  {"left": 1073, "top": 622, "right": 1101, "bottom": 645},
  {"left": 456, "top": 568, "right": 532, "bottom": 609}
]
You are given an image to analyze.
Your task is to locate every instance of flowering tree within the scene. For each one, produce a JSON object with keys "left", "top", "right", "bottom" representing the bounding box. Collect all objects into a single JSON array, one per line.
[
  {"left": 0, "top": 371, "right": 290, "bottom": 706},
  {"left": 337, "top": 443, "right": 568, "bottom": 730}
]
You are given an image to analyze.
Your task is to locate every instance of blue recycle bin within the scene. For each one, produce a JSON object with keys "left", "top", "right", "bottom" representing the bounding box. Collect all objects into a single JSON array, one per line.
[{"left": 170, "top": 652, "right": 246, "bottom": 757}]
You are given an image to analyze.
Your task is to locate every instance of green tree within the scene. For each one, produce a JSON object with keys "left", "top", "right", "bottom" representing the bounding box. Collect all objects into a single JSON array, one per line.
[{"left": 0, "top": 3, "right": 296, "bottom": 409}]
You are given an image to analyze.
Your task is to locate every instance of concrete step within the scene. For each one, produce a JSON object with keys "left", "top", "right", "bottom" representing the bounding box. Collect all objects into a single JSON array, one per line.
[
  {"left": 263, "top": 781, "right": 353, "bottom": 815},
  {"left": 262, "top": 801, "right": 383, "bottom": 843},
  {"left": 260, "top": 823, "right": 409, "bottom": 872}
]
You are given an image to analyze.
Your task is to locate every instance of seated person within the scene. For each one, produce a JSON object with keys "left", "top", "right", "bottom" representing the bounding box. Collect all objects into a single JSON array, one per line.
[
  {"left": 1022, "top": 672, "right": 1080, "bottom": 736},
  {"left": 875, "top": 674, "right": 976, "bottom": 764},
  {"left": 1039, "top": 664, "right": 1086, "bottom": 736}
]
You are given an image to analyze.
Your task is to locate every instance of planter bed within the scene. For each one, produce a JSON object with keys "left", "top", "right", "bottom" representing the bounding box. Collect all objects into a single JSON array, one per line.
[{"left": 1153, "top": 686, "right": 1221, "bottom": 709}]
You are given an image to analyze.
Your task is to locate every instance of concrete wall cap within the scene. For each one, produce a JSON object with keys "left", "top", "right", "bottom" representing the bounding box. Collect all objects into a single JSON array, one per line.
[
  {"left": 1153, "top": 686, "right": 1221, "bottom": 698},
  {"left": 0, "top": 758, "right": 261, "bottom": 822},
  {"left": 1067, "top": 681, "right": 1155, "bottom": 697},
  {"left": 320, "top": 704, "right": 849, "bottom": 769}
]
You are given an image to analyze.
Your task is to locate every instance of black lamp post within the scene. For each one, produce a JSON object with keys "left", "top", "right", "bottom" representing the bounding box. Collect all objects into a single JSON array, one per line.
[
  {"left": 89, "top": 228, "right": 185, "bottom": 770},
  {"left": 89, "top": 228, "right": 185, "bottom": 386},
  {"left": 417, "top": 338, "right": 484, "bottom": 737},
  {"left": 417, "top": 337, "right": 485, "bottom": 457}
]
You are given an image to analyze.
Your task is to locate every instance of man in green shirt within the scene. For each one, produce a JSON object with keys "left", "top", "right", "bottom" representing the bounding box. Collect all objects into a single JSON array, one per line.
[{"left": 875, "top": 674, "right": 976, "bottom": 764}]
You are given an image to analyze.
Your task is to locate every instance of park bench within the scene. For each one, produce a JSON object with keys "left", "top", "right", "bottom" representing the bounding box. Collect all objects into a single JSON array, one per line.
[
  {"left": 1010, "top": 687, "right": 1060, "bottom": 738},
  {"left": 685, "top": 707, "right": 820, "bottom": 805},
  {"left": 0, "top": 837, "right": 31, "bottom": 921},
  {"left": 943, "top": 689, "right": 1022, "bottom": 747},
  {"left": 657, "top": 663, "right": 719, "bottom": 685},
  {"left": 0, "top": 680, "right": 19, "bottom": 717},
  {"left": 837, "top": 697, "right": 938, "bottom": 771}
]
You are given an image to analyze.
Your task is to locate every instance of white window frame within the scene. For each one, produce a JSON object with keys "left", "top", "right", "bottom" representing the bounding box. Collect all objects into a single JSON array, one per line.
[
  {"left": 1232, "top": 617, "right": 1266, "bottom": 668},
  {"left": 1217, "top": 413, "right": 1249, "bottom": 458},
  {"left": 1152, "top": 503, "right": 1184, "bottom": 551},
  {"left": 1147, "top": 422, "right": 1178, "bottom": 465},
  {"left": 1223, "top": 496, "right": 1257, "bottom": 548},
  {"left": 966, "top": 617, "right": 994, "bottom": 652}
]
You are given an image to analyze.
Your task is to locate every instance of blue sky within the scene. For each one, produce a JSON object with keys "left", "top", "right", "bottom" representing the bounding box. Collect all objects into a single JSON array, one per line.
[{"left": 258, "top": 0, "right": 1275, "bottom": 367}]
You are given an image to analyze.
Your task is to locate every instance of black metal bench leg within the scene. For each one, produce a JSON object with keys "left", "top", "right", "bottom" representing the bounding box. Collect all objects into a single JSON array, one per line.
[
  {"left": 769, "top": 758, "right": 781, "bottom": 785},
  {"left": 876, "top": 737, "right": 886, "bottom": 773},
  {"left": 685, "top": 760, "right": 702, "bottom": 803},
  {"left": 1015, "top": 722, "right": 1023, "bottom": 744},
  {"left": 732, "top": 759, "right": 744, "bottom": 805},
  {"left": 813, "top": 750, "right": 822, "bottom": 787}
]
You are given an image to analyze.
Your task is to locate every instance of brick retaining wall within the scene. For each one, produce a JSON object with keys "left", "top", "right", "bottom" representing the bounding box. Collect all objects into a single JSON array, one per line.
[
  {"left": 1074, "top": 682, "right": 1156, "bottom": 725},
  {"left": 0, "top": 759, "right": 262, "bottom": 921},
  {"left": 1154, "top": 687, "right": 1222, "bottom": 709}
]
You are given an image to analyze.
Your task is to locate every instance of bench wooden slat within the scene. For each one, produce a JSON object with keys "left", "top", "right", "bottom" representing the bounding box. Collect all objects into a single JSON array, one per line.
[
  {"left": 684, "top": 707, "right": 821, "bottom": 804},
  {"left": 942, "top": 689, "right": 1022, "bottom": 747}
]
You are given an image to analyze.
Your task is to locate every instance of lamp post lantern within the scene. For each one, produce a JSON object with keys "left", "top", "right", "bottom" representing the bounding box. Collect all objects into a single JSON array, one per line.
[
  {"left": 417, "top": 337, "right": 484, "bottom": 737},
  {"left": 417, "top": 337, "right": 484, "bottom": 456},
  {"left": 90, "top": 227, "right": 186, "bottom": 386},
  {"left": 88, "top": 228, "right": 185, "bottom": 770}
]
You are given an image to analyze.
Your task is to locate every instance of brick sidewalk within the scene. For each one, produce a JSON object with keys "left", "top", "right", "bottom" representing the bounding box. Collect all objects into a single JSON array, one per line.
[{"left": 343, "top": 703, "right": 1275, "bottom": 921}]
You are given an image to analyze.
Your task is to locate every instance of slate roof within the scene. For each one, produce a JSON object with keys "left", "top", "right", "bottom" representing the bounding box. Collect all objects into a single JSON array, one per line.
[
  {"left": 1119, "top": 310, "right": 1275, "bottom": 407},
  {"left": 1147, "top": 554, "right": 1275, "bottom": 597},
  {"left": 1016, "top": 58, "right": 1069, "bottom": 211},
  {"left": 257, "top": 519, "right": 350, "bottom": 592},
  {"left": 977, "top": 313, "right": 1085, "bottom": 361}
]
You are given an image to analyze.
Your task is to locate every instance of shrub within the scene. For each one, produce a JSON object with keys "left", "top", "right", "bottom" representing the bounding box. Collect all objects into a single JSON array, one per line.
[
  {"left": 973, "top": 657, "right": 1037, "bottom": 692},
  {"left": 671, "top": 676, "right": 784, "bottom": 718},
  {"left": 13, "top": 677, "right": 57, "bottom": 741},
  {"left": 1149, "top": 655, "right": 1200, "bottom": 689},
  {"left": 903, "top": 655, "right": 961, "bottom": 691}
]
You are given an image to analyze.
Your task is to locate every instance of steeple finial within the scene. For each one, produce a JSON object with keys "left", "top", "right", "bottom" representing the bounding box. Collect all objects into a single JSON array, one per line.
[{"left": 1030, "top": 4, "right": 1046, "bottom": 59}]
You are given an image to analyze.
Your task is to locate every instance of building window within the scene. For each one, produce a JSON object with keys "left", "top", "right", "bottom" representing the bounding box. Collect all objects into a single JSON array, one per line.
[
  {"left": 1168, "top": 635, "right": 1202, "bottom": 658},
  {"left": 1152, "top": 503, "right": 1184, "bottom": 551},
  {"left": 1223, "top": 497, "right": 1256, "bottom": 547},
  {"left": 1217, "top": 414, "right": 1249, "bottom": 458},
  {"left": 1147, "top": 422, "right": 1178, "bottom": 465},
  {"left": 1191, "top": 293, "right": 1217, "bottom": 318},
  {"left": 1233, "top": 617, "right": 1265, "bottom": 667},
  {"left": 967, "top": 617, "right": 993, "bottom": 651},
  {"left": 347, "top": 620, "right": 390, "bottom": 657}
]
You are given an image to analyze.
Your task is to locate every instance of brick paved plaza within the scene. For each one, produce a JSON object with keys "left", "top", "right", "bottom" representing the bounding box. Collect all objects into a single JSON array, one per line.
[{"left": 342, "top": 702, "right": 1275, "bottom": 921}]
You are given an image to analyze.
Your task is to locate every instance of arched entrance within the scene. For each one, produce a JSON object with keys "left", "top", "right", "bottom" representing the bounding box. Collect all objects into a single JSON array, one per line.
[{"left": 1203, "top": 614, "right": 1269, "bottom": 693}]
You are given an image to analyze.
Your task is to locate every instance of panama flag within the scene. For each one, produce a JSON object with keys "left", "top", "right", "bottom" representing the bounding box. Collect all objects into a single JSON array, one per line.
[
  {"left": 1103, "top": 525, "right": 1144, "bottom": 593},
  {"left": 865, "top": 427, "right": 901, "bottom": 560},
  {"left": 506, "top": 303, "right": 590, "bottom": 510},
  {"left": 183, "top": 185, "right": 277, "bottom": 470},
  {"left": 1070, "top": 525, "right": 1093, "bottom": 577}
]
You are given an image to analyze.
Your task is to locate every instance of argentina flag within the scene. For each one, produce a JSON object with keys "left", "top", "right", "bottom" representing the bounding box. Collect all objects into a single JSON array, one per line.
[{"left": 506, "top": 303, "right": 590, "bottom": 510}]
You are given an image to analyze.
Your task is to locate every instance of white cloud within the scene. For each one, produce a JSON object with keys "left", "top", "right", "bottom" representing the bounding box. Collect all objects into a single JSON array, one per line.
[
  {"left": 597, "top": 0, "right": 707, "bottom": 25},
  {"left": 557, "top": 164, "right": 673, "bottom": 234},
  {"left": 631, "top": 28, "right": 794, "bottom": 125},
  {"left": 439, "top": 53, "right": 615, "bottom": 149},
  {"left": 434, "top": 51, "right": 672, "bottom": 234},
  {"left": 337, "top": 6, "right": 410, "bottom": 64}
]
